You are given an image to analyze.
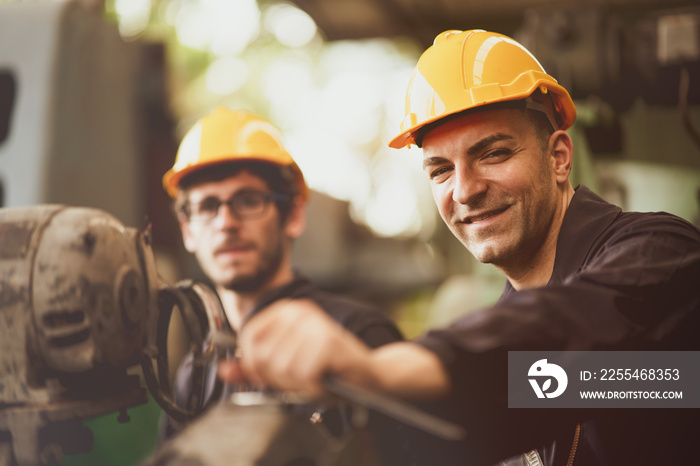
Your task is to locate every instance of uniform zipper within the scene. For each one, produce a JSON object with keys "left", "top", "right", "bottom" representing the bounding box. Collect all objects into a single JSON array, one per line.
[{"left": 566, "top": 423, "right": 582, "bottom": 466}]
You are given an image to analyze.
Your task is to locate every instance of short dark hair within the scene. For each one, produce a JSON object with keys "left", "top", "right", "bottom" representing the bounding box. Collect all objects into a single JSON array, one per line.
[
  {"left": 527, "top": 107, "right": 555, "bottom": 151},
  {"left": 175, "top": 161, "right": 299, "bottom": 222}
]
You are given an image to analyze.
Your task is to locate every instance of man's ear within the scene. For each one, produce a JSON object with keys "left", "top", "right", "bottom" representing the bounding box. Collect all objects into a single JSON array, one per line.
[
  {"left": 284, "top": 198, "right": 306, "bottom": 240},
  {"left": 549, "top": 130, "right": 574, "bottom": 184}
]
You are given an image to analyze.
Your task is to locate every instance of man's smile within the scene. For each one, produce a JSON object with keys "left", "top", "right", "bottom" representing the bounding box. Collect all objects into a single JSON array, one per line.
[{"left": 459, "top": 206, "right": 511, "bottom": 225}]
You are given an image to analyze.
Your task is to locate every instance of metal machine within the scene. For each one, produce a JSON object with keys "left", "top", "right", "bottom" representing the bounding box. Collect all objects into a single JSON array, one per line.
[
  {"left": 0, "top": 204, "right": 203, "bottom": 466},
  {"left": 0, "top": 204, "right": 462, "bottom": 466}
]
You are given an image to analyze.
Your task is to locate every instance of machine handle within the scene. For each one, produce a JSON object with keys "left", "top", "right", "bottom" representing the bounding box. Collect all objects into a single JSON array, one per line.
[{"left": 141, "top": 283, "right": 220, "bottom": 423}]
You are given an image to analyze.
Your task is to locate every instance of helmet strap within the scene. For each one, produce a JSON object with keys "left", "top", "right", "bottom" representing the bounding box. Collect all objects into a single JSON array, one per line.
[{"left": 524, "top": 93, "right": 562, "bottom": 132}]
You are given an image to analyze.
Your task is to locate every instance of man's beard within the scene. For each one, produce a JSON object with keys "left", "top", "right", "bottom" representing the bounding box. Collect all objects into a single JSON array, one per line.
[{"left": 223, "top": 239, "right": 285, "bottom": 293}]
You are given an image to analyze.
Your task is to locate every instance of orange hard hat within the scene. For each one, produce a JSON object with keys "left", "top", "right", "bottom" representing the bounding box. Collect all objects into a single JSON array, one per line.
[
  {"left": 389, "top": 29, "right": 576, "bottom": 149},
  {"left": 163, "top": 107, "right": 308, "bottom": 200}
]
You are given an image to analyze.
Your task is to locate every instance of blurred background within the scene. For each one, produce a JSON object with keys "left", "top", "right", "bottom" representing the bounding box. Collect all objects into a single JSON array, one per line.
[{"left": 0, "top": 0, "right": 699, "bottom": 463}]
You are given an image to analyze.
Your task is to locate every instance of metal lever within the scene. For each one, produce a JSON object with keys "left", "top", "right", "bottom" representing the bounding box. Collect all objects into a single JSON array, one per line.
[
  {"left": 321, "top": 375, "right": 466, "bottom": 441},
  {"left": 211, "top": 330, "right": 467, "bottom": 441}
]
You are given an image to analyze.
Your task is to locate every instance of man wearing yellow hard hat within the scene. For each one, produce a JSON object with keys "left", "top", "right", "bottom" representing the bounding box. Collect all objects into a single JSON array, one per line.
[
  {"left": 159, "top": 107, "right": 404, "bottom": 455},
  {"left": 218, "top": 31, "right": 700, "bottom": 465}
]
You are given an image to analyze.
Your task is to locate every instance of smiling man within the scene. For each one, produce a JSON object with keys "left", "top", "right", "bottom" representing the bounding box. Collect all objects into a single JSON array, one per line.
[
  {"left": 421, "top": 108, "right": 571, "bottom": 289},
  {"left": 218, "top": 30, "right": 700, "bottom": 465},
  {"left": 159, "top": 107, "right": 404, "bottom": 449}
]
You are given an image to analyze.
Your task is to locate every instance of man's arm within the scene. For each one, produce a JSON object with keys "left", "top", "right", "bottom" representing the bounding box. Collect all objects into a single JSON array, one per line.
[
  {"left": 421, "top": 212, "right": 700, "bottom": 361},
  {"left": 218, "top": 298, "right": 450, "bottom": 400},
  {"left": 218, "top": 214, "right": 700, "bottom": 463}
]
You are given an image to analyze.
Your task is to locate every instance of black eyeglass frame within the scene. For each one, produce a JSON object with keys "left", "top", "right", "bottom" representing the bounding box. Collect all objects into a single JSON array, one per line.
[{"left": 182, "top": 189, "right": 290, "bottom": 222}]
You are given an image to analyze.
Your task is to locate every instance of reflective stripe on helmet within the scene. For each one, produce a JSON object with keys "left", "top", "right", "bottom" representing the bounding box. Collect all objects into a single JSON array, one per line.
[{"left": 162, "top": 107, "right": 307, "bottom": 200}]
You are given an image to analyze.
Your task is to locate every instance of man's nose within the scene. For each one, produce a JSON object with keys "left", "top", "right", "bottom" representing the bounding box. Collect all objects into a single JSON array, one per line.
[
  {"left": 214, "top": 201, "right": 241, "bottom": 229},
  {"left": 452, "top": 165, "right": 487, "bottom": 205}
]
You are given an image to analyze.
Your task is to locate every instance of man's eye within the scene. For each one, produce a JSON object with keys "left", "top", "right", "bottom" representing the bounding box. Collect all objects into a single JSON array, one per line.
[
  {"left": 198, "top": 198, "right": 221, "bottom": 214},
  {"left": 484, "top": 149, "right": 510, "bottom": 160},
  {"left": 429, "top": 166, "right": 451, "bottom": 180},
  {"left": 237, "top": 193, "right": 265, "bottom": 208}
]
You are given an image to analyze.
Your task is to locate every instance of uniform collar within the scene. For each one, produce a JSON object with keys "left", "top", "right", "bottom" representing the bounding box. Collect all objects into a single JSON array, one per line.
[
  {"left": 548, "top": 185, "right": 621, "bottom": 284},
  {"left": 240, "top": 270, "right": 314, "bottom": 327}
]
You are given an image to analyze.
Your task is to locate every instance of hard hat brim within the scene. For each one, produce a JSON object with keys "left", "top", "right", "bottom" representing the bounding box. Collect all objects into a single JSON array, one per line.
[
  {"left": 162, "top": 157, "right": 308, "bottom": 202},
  {"left": 388, "top": 80, "right": 576, "bottom": 149}
]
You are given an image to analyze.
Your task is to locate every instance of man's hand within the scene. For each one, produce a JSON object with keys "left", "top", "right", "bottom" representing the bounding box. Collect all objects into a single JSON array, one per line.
[
  {"left": 218, "top": 298, "right": 451, "bottom": 400},
  {"left": 218, "top": 299, "right": 374, "bottom": 397}
]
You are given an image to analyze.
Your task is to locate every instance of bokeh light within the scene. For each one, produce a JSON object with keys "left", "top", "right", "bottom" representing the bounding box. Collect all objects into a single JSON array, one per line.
[
  {"left": 109, "top": 0, "right": 427, "bottom": 237},
  {"left": 263, "top": 2, "right": 317, "bottom": 48},
  {"left": 173, "top": 0, "right": 260, "bottom": 55},
  {"left": 205, "top": 57, "right": 249, "bottom": 95},
  {"left": 114, "top": 0, "right": 151, "bottom": 37}
]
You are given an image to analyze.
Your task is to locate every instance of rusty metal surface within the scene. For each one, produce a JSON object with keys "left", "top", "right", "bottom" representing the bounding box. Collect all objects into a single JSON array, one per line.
[
  {"left": 0, "top": 205, "right": 61, "bottom": 406},
  {"left": 0, "top": 205, "right": 159, "bottom": 465},
  {"left": 31, "top": 207, "right": 151, "bottom": 373},
  {"left": 0, "top": 205, "right": 156, "bottom": 400}
]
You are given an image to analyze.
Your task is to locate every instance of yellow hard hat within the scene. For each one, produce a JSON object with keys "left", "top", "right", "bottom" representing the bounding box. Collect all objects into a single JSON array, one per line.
[
  {"left": 389, "top": 29, "right": 577, "bottom": 149},
  {"left": 163, "top": 107, "right": 308, "bottom": 200}
]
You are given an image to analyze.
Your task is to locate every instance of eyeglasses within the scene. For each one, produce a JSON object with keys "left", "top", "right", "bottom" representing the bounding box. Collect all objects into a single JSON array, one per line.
[{"left": 184, "top": 189, "right": 288, "bottom": 222}]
